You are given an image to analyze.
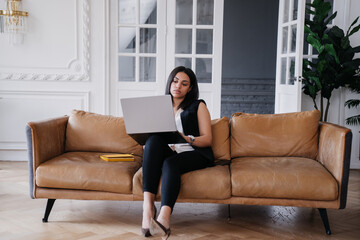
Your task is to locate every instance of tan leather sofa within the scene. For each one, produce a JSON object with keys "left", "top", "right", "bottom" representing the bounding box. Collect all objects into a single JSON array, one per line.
[{"left": 26, "top": 109, "right": 352, "bottom": 235}]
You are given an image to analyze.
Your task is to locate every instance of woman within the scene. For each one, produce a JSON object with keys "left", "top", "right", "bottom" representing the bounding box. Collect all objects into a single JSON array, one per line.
[{"left": 141, "top": 66, "right": 215, "bottom": 239}]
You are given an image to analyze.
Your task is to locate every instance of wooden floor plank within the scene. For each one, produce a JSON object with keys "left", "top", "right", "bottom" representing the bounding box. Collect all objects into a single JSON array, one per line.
[{"left": 0, "top": 161, "right": 359, "bottom": 239}]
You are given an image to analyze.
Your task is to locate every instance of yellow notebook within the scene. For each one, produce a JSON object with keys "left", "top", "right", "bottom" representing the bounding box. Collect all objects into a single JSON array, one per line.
[{"left": 100, "top": 154, "right": 135, "bottom": 162}]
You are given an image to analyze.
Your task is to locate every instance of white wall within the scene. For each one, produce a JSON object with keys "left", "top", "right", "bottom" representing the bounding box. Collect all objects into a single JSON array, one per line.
[
  {"left": 301, "top": 0, "right": 360, "bottom": 169},
  {"left": 0, "top": 0, "right": 108, "bottom": 160}
]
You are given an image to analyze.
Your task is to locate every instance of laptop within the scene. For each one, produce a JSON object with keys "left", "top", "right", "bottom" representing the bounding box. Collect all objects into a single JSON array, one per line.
[{"left": 120, "top": 95, "right": 186, "bottom": 145}]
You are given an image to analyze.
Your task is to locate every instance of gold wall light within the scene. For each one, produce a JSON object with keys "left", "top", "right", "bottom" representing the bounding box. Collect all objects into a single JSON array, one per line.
[{"left": 0, "top": 0, "right": 28, "bottom": 44}]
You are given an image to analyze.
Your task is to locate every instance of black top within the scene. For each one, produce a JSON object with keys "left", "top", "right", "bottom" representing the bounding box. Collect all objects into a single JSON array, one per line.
[{"left": 180, "top": 99, "right": 215, "bottom": 163}]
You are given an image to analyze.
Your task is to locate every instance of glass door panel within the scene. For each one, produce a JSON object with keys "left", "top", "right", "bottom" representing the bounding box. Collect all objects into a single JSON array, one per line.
[
  {"left": 175, "top": 29, "right": 192, "bottom": 53},
  {"left": 278, "top": 0, "right": 300, "bottom": 86},
  {"left": 176, "top": 0, "right": 193, "bottom": 24},
  {"left": 140, "top": 0, "right": 157, "bottom": 24},
  {"left": 118, "top": 56, "right": 135, "bottom": 82},
  {"left": 275, "top": 0, "right": 305, "bottom": 113},
  {"left": 118, "top": 27, "right": 136, "bottom": 53},
  {"left": 197, "top": 0, "right": 214, "bottom": 25},
  {"left": 140, "top": 28, "right": 157, "bottom": 53},
  {"left": 117, "top": 0, "right": 159, "bottom": 83},
  {"left": 175, "top": 57, "right": 192, "bottom": 68},
  {"left": 174, "top": 0, "right": 214, "bottom": 83},
  {"left": 196, "top": 58, "right": 212, "bottom": 83},
  {"left": 196, "top": 29, "right": 213, "bottom": 54},
  {"left": 140, "top": 57, "right": 156, "bottom": 82},
  {"left": 118, "top": 0, "right": 136, "bottom": 24}
]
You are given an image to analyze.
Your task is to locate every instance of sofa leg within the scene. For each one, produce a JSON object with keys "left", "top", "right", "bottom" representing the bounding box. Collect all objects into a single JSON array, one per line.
[
  {"left": 42, "top": 199, "right": 56, "bottom": 223},
  {"left": 318, "top": 208, "right": 331, "bottom": 235},
  {"left": 227, "top": 204, "right": 231, "bottom": 222}
]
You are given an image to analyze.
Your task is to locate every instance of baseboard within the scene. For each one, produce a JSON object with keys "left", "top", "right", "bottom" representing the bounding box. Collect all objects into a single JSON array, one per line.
[
  {"left": 0, "top": 150, "right": 28, "bottom": 161},
  {"left": 350, "top": 161, "right": 360, "bottom": 169}
]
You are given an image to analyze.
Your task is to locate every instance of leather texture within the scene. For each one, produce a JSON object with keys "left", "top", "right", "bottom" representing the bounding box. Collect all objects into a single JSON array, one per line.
[
  {"left": 317, "top": 122, "right": 351, "bottom": 183},
  {"left": 230, "top": 110, "right": 321, "bottom": 159},
  {"left": 27, "top": 110, "right": 351, "bottom": 211},
  {"left": 133, "top": 165, "right": 231, "bottom": 200},
  {"left": 34, "top": 187, "right": 340, "bottom": 209},
  {"left": 65, "top": 110, "right": 143, "bottom": 157},
  {"left": 211, "top": 117, "right": 231, "bottom": 161},
  {"left": 36, "top": 188, "right": 135, "bottom": 201},
  {"left": 36, "top": 152, "right": 141, "bottom": 194},
  {"left": 231, "top": 157, "right": 338, "bottom": 201},
  {"left": 317, "top": 122, "right": 352, "bottom": 209},
  {"left": 27, "top": 116, "right": 69, "bottom": 199},
  {"left": 28, "top": 116, "right": 69, "bottom": 169}
]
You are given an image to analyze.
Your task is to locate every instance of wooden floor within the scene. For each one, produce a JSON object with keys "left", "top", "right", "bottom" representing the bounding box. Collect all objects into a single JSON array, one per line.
[{"left": 0, "top": 161, "right": 359, "bottom": 240}]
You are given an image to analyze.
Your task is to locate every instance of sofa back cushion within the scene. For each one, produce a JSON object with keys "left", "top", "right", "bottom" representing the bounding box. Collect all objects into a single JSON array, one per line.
[
  {"left": 211, "top": 117, "right": 231, "bottom": 161},
  {"left": 230, "top": 110, "right": 320, "bottom": 159},
  {"left": 65, "top": 110, "right": 143, "bottom": 157}
]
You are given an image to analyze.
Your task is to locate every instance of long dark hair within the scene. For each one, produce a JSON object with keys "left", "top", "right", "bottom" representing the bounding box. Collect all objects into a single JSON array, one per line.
[{"left": 165, "top": 66, "right": 199, "bottom": 110}]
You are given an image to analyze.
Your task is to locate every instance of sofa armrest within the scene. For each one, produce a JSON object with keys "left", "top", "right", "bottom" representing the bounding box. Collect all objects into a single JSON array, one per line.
[
  {"left": 317, "top": 122, "right": 352, "bottom": 209},
  {"left": 26, "top": 116, "right": 69, "bottom": 198}
]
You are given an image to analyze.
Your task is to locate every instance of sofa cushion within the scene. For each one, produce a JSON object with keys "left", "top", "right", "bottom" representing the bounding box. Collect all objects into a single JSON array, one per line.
[
  {"left": 133, "top": 165, "right": 231, "bottom": 200},
  {"left": 36, "top": 152, "right": 142, "bottom": 194},
  {"left": 65, "top": 110, "right": 143, "bottom": 157},
  {"left": 211, "top": 117, "right": 231, "bottom": 161},
  {"left": 231, "top": 157, "right": 338, "bottom": 201},
  {"left": 230, "top": 110, "right": 320, "bottom": 159}
]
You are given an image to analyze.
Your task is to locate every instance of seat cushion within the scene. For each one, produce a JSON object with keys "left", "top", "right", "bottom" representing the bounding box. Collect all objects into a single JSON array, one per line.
[
  {"left": 36, "top": 152, "right": 142, "bottom": 194},
  {"left": 65, "top": 110, "right": 143, "bottom": 157},
  {"left": 231, "top": 157, "right": 338, "bottom": 201},
  {"left": 133, "top": 165, "right": 231, "bottom": 200},
  {"left": 230, "top": 110, "right": 321, "bottom": 159}
]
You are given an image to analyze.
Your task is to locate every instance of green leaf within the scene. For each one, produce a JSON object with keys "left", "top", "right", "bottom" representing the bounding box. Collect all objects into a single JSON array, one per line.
[
  {"left": 348, "top": 23, "right": 360, "bottom": 37},
  {"left": 304, "top": 25, "right": 311, "bottom": 33},
  {"left": 345, "top": 99, "right": 360, "bottom": 108},
  {"left": 346, "top": 115, "right": 360, "bottom": 125},
  {"left": 307, "top": 34, "right": 323, "bottom": 52},
  {"left": 328, "top": 26, "right": 344, "bottom": 38},
  {"left": 317, "top": 59, "right": 327, "bottom": 74},
  {"left": 343, "top": 59, "right": 360, "bottom": 69},
  {"left": 353, "top": 46, "right": 360, "bottom": 53},
  {"left": 315, "top": 1, "right": 332, "bottom": 22},
  {"left": 341, "top": 37, "right": 350, "bottom": 49},
  {"left": 347, "top": 16, "right": 359, "bottom": 35},
  {"left": 349, "top": 17, "right": 359, "bottom": 29},
  {"left": 324, "top": 12, "right": 337, "bottom": 26},
  {"left": 306, "top": 8, "right": 315, "bottom": 15},
  {"left": 324, "top": 44, "right": 340, "bottom": 64}
]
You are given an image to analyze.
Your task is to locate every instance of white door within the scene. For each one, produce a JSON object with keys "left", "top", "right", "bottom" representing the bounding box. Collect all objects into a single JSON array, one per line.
[
  {"left": 110, "top": 0, "right": 224, "bottom": 118},
  {"left": 166, "top": 0, "right": 224, "bottom": 118},
  {"left": 275, "top": 0, "right": 305, "bottom": 113},
  {"left": 110, "top": 0, "right": 167, "bottom": 116}
]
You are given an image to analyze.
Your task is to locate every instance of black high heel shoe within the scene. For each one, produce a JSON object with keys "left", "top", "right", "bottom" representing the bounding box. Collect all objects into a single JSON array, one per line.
[
  {"left": 141, "top": 204, "right": 157, "bottom": 237},
  {"left": 149, "top": 218, "right": 171, "bottom": 240}
]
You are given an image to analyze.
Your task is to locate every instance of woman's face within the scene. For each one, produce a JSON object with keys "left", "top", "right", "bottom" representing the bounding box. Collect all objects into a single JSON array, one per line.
[{"left": 170, "top": 71, "right": 192, "bottom": 99}]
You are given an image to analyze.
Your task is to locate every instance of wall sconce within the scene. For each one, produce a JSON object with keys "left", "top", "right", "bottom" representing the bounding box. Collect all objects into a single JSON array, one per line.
[{"left": 0, "top": 0, "right": 28, "bottom": 45}]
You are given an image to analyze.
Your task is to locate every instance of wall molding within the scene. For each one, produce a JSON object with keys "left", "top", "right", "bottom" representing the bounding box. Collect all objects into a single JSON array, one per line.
[
  {"left": 0, "top": 0, "right": 91, "bottom": 82},
  {"left": 0, "top": 90, "right": 90, "bottom": 151}
]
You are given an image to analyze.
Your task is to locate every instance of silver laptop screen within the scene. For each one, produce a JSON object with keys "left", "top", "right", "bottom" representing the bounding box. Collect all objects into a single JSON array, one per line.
[{"left": 121, "top": 95, "right": 177, "bottom": 134}]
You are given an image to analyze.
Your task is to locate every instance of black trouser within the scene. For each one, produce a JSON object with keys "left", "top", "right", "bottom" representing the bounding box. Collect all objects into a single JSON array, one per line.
[{"left": 142, "top": 134, "right": 211, "bottom": 210}]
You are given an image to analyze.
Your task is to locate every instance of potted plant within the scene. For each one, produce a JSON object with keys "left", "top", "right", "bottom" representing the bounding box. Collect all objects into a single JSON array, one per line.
[{"left": 302, "top": 0, "right": 360, "bottom": 122}]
